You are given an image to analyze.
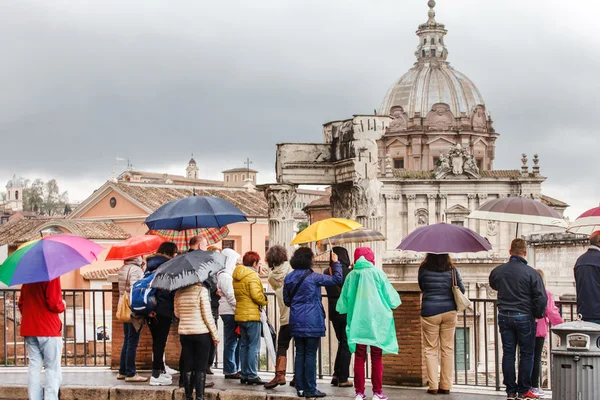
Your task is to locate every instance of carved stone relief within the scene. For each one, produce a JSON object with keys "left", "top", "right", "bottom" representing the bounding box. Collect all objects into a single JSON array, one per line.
[
  {"left": 434, "top": 144, "right": 481, "bottom": 179},
  {"left": 425, "top": 103, "right": 455, "bottom": 131},
  {"left": 355, "top": 178, "right": 383, "bottom": 218},
  {"left": 265, "top": 185, "right": 296, "bottom": 221},
  {"left": 471, "top": 104, "right": 487, "bottom": 132},
  {"left": 330, "top": 184, "right": 356, "bottom": 220},
  {"left": 416, "top": 208, "right": 429, "bottom": 226},
  {"left": 387, "top": 106, "right": 408, "bottom": 132},
  {"left": 486, "top": 220, "right": 498, "bottom": 236}
]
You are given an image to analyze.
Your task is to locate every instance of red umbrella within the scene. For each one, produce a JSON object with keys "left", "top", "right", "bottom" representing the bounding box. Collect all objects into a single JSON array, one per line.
[
  {"left": 567, "top": 206, "right": 600, "bottom": 235},
  {"left": 106, "top": 235, "right": 167, "bottom": 261},
  {"left": 149, "top": 227, "right": 229, "bottom": 252}
]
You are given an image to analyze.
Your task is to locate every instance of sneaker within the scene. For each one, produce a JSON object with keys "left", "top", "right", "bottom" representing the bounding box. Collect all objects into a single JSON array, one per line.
[
  {"left": 531, "top": 388, "right": 545, "bottom": 398},
  {"left": 373, "top": 393, "right": 388, "bottom": 400},
  {"left": 161, "top": 372, "right": 173, "bottom": 380},
  {"left": 149, "top": 374, "right": 172, "bottom": 386},
  {"left": 245, "top": 377, "right": 264, "bottom": 385},
  {"left": 354, "top": 394, "right": 366, "bottom": 400},
  {"left": 520, "top": 390, "right": 540, "bottom": 399},
  {"left": 116, "top": 374, "right": 126, "bottom": 380},
  {"left": 125, "top": 374, "right": 148, "bottom": 383},
  {"left": 506, "top": 397, "right": 517, "bottom": 400},
  {"left": 164, "top": 365, "right": 178, "bottom": 375}
]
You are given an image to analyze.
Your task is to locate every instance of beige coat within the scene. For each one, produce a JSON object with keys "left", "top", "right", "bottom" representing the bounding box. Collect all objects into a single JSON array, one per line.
[
  {"left": 268, "top": 261, "right": 292, "bottom": 326},
  {"left": 117, "top": 258, "right": 144, "bottom": 297},
  {"left": 174, "top": 284, "right": 218, "bottom": 340}
]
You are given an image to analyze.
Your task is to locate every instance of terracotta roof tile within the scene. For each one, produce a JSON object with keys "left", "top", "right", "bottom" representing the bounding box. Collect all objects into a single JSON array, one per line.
[
  {"left": 115, "top": 183, "right": 268, "bottom": 218},
  {"left": 0, "top": 219, "right": 131, "bottom": 247},
  {"left": 480, "top": 170, "right": 522, "bottom": 178},
  {"left": 81, "top": 266, "right": 120, "bottom": 280},
  {"left": 305, "top": 195, "right": 331, "bottom": 209}
]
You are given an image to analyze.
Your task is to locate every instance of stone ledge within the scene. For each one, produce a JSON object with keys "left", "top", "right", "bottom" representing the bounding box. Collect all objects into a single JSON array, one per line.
[
  {"left": 0, "top": 385, "right": 27, "bottom": 400},
  {"left": 60, "top": 386, "right": 111, "bottom": 400},
  {"left": 109, "top": 385, "right": 175, "bottom": 400},
  {"left": 390, "top": 281, "right": 421, "bottom": 292}
]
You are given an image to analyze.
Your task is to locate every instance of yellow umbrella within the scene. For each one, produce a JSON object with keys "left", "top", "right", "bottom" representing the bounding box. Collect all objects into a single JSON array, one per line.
[{"left": 291, "top": 218, "right": 362, "bottom": 245}]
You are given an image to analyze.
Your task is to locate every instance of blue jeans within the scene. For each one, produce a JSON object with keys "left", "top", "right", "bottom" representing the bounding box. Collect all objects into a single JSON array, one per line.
[
  {"left": 294, "top": 337, "right": 320, "bottom": 395},
  {"left": 498, "top": 312, "right": 536, "bottom": 396},
  {"left": 26, "top": 336, "right": 63, "bottom": 400},
  {"left": 119, "top": 323, "right": 141, "bottom": 377},
  {"left": 238, "top": 321, "right": 261, "bottom": 379},
  {"left": 221, "top": 315, "right": 240, "bottom": 375}
]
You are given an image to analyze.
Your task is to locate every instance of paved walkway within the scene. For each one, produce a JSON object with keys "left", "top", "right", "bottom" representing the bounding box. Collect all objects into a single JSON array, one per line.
[{"left": 0, "top": 368, "right": 526, "bottom": 399}]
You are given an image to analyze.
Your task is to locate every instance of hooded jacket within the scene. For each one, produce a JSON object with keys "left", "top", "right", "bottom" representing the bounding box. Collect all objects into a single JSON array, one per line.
[
  {"left": 283, "top": 262, "right": 342, "bottom": 338},
  {"left": 536, "top": 290, "right": 564, "bottom": 338},
  {"left": 336, "top": 257, "right": 402, "bottom": 354},
  {"left": 323, "top": 247, "right": 351, "bottom": 315},
  {"left": 145, "top": 254, "right": 175, "bottom": 318},
  {"left": 118, "top": 257, "right": 144, "bottom": 297},
  {"left": 232, "top": 264, "right": 267, "bottom": 322},
  {"left": 268, "top": 261, "right": 293, "bottom": 325},
  {"left": 218, "top": 249, "right": 240, "bottom": 316}
]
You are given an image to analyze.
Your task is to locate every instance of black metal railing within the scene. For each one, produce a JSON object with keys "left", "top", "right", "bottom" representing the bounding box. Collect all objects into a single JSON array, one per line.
[{"left": 1, "top": 289, "right": 112, "bottom": 367}]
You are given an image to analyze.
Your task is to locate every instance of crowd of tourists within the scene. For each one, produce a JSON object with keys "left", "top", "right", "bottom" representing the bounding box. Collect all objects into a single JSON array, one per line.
[{"left": 17, "top": 231, "right": 600, "bottom": 400}]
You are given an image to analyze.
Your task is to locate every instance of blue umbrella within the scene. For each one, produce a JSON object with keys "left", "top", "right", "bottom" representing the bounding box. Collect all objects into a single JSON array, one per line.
[{"left": 145, "top": 196, "right": 248, "bottom": 230}]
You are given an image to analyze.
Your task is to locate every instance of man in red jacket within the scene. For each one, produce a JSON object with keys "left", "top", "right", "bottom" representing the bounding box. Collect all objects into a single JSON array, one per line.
[{"left": 18, "top": 278, "right": 65, "bottom": 400}]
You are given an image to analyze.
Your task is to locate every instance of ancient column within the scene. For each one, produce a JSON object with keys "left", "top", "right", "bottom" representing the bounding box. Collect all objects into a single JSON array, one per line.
[
  {"left": 406, "top": 194, "right": 417, "bottom": 231},
  {"left": 468, "top": 194, "right": 477, "bottom": 231},
  {"left": 477, "top": 193, "right": 488, "bottom": 234},
  {"left": 477, "top": 283, "right": 488, "bottom": 370},
  {"left": 263, "top": 184, "right": 297, "bottom": 256},
  {"left": 427, "top": 194, "right": 437, "bottom": 225},
  {"left": 439, "top": 194, "right": 448, "bottom": 222}
]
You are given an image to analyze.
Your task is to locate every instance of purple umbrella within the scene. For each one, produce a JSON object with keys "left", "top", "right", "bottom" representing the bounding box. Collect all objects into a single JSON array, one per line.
[{"left": 397, "top": 223, "right": 492, "bottom": 254}]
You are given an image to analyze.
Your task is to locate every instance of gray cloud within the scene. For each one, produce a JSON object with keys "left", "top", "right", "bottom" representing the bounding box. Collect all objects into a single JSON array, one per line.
[{"left": 0, "top": 0, "right": 598, "bottom": 217}]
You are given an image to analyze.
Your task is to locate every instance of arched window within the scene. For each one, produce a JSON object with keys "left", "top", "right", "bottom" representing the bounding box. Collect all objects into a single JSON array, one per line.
[
  {"left": 423, "top": 38, "right": 427, "bottom": 44},
  {"left": 431, "top": 49, "right": 436, "bottom": 57},
  {"left": 226, "top": 176, "right": 230, "bottom": 182},
  {"left": 431, "top": 38, "right": 435, "bottom": 45},
  {"left": 15, "top": 190, "right": 19, "bottom": 200},
  {"left": 234, "top": 175, "right": 238, "bottom": 182},
  {"left": 422, "top": 50, "right": 426, "bottom": 58}
]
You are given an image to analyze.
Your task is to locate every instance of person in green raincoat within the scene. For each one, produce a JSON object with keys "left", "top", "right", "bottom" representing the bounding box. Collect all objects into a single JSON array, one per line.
[{"left": 336, "top": 247, "right": 401, "bottom": 400}]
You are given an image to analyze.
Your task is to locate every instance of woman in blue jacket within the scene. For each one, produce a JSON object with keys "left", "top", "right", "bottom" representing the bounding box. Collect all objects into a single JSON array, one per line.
[
  {"left": 418, "top": 253, "right": 465, "bottom": 395},
  {"left": 283, "top": 247, "right": 342, "bottom": 398}
]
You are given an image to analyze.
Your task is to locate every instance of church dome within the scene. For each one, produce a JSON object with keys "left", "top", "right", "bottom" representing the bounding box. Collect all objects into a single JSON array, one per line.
[
  {"left": 6, "top": 175, "right": 25, "bottom": 188},
  {"left": 379, "top": 1, "right": 489, "bottom": 120}
]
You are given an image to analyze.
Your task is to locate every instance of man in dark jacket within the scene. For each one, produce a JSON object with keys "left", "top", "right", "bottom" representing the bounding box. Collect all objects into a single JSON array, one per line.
[
  {"left": 489, "top": 238, "right": 547, "bottom": 400},
  {"left": 574, "top": 231, "right": 600, "bottom": 324}
]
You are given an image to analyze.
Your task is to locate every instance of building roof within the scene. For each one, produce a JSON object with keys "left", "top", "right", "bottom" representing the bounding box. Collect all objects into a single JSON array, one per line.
[
  {"left": 480, "top": 170, "right": 522, "bottom": 178},
  {"left": 222, "top": 168, "right": 258, "bottom": 174},
  {"left": 541, "top": 195, "right": 569, "bottom": 208},
  {"left": 81, "top": 266, "right": 120, "bottom": 281},
  {"left": 114, "top": 183, "right": 268, "bottom": 218},
  {"left": 119, "top": 171, "right": 224, "bottom": 187},
  {"left": 296, "top": 188, "right": 328, "bottom": 196},
  {"left": 0, "top": 219, "right": 131, "bottom": 247},
  {"left": 304, "top": 195, "right": 331, "bottom": 211}
]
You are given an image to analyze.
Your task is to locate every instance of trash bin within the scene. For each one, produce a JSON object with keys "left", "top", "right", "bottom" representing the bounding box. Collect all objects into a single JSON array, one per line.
[{"left": 551, "top": 320, "right": 600, "bottom": 400}]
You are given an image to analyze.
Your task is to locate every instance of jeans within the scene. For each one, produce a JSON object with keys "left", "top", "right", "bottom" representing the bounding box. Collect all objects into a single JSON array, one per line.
[
  {"left": 498, "top": 312, "right": 536, "bottom": 396},
  {"left": 238, "top": 321, "right": 261, "bottom": 379},
  {"left": 294, "top": 337, "right": 320, "bottom": 394},
  {"left": 531, "top": 337, "right": 545, "bottom": 388},
  {"left": 26, "top": 336, "right": 63, "bottom": 400},
  {"left": 221, "top": 315, "right": 240, "bottom": 375},
  {"left": 148, "top": 314, "right": 172, "bottom": 377},
  {"left": 421, "top": 310, "right": 457, "bottom": 391},
  {"left": 119, "top": 323, "right": 141, "bottom": 377},
  {"left": 354, "top": 344, "right": 383, "bottom": 395},
  {"left": 330, "top": 313, "right": 351, "bottom": 382}
]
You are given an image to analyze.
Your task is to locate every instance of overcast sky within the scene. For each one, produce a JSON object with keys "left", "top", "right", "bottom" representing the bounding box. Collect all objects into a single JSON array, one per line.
[{"left": 0, "top": 0, "right": 598, "bottom": 219}]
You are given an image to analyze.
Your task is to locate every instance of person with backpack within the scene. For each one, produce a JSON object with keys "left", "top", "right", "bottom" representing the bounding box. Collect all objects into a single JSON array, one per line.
[
  {"left": 144, "top": 242, "right": 178, "bottom": 386},
  {"left": 283, "top": 247, "right": 343, "bottom": 398},
  {"left": 116, "top": 256, "right": 147, "bottom": 383},
  {"left": 218, "top": 248, "right": 241, "bottom": 379},
  {"left": 336, "top": 247, "right": 401, "bottom": 400},
  {"left": 323, "top": 246, "right": 353, "bottom": 388}
]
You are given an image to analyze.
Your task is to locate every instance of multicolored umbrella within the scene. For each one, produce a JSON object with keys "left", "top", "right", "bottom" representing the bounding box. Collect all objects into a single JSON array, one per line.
[
  {"left": 327, "top": 227, "right": 386, "bottom": 245},
  {"left": 145, "top": 196, "right": 248, "bottom": 230},
  {"left": 151, "top": 250, "right": 227, "bottom": 291},
  {"left": 105, "top": 235, "right": 166, "bottom": 261},
  {"left": 0, "top": 235, "right": 104, "bottom": 286},
  {"left": 291, "top": 218, "right": 362, "bottom": 245},
  {"left": 567, "top": 206, "right": 600, "bottom": 236},
  {"left": 397, "top": 223, "right": 492, "bottom": 254},
  {"left": 149, "top": 227, "right": 230, "bottom": 252}
]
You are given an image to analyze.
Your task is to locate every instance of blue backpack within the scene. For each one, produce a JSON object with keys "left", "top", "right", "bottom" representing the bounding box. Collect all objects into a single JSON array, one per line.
[{"left": 130, "top": 272, "right": 158, "bottom": 315}]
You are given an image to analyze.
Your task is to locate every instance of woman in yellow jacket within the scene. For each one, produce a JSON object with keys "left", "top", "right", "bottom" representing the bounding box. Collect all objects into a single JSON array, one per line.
[
  {"left": 174, "top": 284, "right": 218, "bottom": 400},
  {"left": 232, "top": 251, "right": 268, "bottom": 385}
]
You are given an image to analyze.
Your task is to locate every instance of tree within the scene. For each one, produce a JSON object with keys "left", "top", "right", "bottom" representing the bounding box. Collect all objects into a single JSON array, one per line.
[
  {"left": 0, "top": 192, "right": 6, "bottom": 202},
  {"left": 297, "top": 222, "right": 309, "bottom": 233},
  {"left": 23, "top": 179, "right": 69, "bottom": 216}
]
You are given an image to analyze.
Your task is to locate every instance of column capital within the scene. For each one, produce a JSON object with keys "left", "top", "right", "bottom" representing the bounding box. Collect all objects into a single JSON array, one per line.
[
  {"left": 427, "top": 194, "right": 437, "bottom": 199},
  {"left": 439, "top": 194, "right": 448, "bottom": 199},
  {"left": 406, "top": 194, "right": 417, "bottom": 201},
  {"left": 261, "top": 183, "right": 297, "bottom": 221},
  {"left": 478, "top": 193, "right": 488, "bottom": 200},
  {"left": 467, "top": 193, "right": 478, "bottom": 200}
]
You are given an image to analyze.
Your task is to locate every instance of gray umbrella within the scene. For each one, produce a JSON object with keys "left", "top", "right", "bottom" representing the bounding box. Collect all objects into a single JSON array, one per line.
[{"left": 150, "top": 250, "right": 226, "bottom": 291}]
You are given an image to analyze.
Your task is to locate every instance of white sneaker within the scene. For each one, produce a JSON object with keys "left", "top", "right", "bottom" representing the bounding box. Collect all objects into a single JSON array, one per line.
[
  {"left": 373, "top": 393, "right": 388, "bottom": 400},
  {"left": 164, "top": 365, "right": 178, "bottom": 375},
  {"left": 531, "top": 388, "right": 545, "bottom": 398},
  {"left": 149, "top": 374, "right": 172, "bottom": 386},
  {"left": 354, "top": 394, "right": 366, "bottom": 400}
]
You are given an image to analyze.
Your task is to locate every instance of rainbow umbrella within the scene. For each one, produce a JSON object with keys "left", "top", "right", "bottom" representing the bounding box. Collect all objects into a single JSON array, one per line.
[{"left": 0, "top": 235, "right": 104, "bottom": 286}]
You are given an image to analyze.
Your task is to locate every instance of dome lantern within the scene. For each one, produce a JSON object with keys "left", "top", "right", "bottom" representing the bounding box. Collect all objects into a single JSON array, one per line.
[{"left": 415, "top": 0, "right": 448, "bottom": 62}]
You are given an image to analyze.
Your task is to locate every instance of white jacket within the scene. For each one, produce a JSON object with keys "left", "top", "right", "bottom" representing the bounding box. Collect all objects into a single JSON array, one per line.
[{"left": 218, "top": 248, "right": 240, "bottom": 316}]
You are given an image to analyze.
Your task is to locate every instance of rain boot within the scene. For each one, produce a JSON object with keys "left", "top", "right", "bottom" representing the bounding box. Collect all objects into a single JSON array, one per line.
[
  {"left": 183, "top": 372, "right": 194, "bottom": 400},
  {"left": 264, "top": 356, "right": 287, "bottom": 389},
  {"left": 195, "top": 372, "right": 207, "bottom": 400}
]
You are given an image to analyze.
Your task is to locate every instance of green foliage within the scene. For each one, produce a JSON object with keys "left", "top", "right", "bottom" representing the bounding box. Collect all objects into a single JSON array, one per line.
[{"left": 297, "top": 222, "right": 309, "bottom": 233}]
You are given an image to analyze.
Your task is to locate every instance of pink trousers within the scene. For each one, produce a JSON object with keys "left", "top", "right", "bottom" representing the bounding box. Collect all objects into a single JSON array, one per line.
[{"left": 354, "top": 344, "right": 383, "bottom": 395}]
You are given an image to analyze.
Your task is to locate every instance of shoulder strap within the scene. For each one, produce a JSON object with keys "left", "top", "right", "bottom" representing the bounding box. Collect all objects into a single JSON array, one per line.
[
  {"left": 125, "top": 266, "right": 132, "bottom": 288},
  {"left": 452, "top": 267, "right": 457, "bottom": 287},
  {"left": 290, "top": 270, "right": 313, "bottom": 300}
]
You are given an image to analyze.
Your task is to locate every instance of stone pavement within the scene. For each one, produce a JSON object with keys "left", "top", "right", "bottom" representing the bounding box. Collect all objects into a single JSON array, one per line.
[{"left": 0, "top": 368, "right": 521, "bottom": 399}]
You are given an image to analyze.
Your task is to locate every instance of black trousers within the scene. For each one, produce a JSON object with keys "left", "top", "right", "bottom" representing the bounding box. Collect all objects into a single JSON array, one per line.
[
  {"left": 277, "top": 324, "right": 293, "bottom": 357},
  {"left": 148, "top": 314, "right": 172, "bottom": 376},
  {"left": 531, "top": 337, "right": 545, "bottom": 388},
  {"left": 207, "top": 311, "right": 218, "bottom": 368},
  {"left": 180, "top": 333, "right": 212, "bottom": 375},
  {"left": 331, "top": 312, "right": 351, "bottom": 382}
]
